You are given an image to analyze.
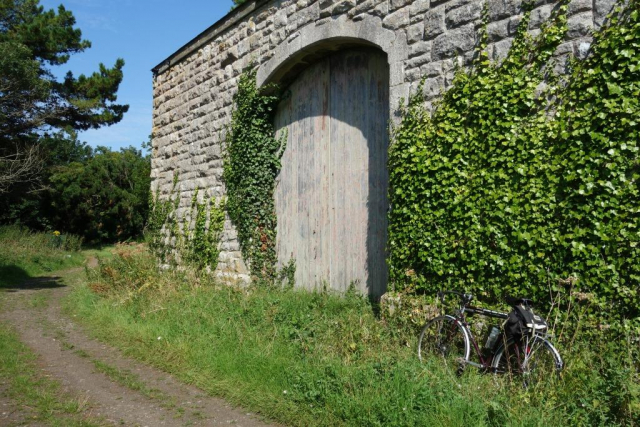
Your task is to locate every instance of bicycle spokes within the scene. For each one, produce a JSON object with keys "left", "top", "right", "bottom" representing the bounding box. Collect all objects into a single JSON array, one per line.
[{"left": 418, "top": 316, "right": 470, "bottom": 369}]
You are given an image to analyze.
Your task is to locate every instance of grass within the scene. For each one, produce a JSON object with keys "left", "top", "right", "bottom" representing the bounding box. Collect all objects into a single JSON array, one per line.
[
  {"left": 0, "top": 226, "right": 116, "bottom": 426},
  {"left": 0, "top": 225, "right": 85, "bottom": 288},
  {"left": 0, "top": 322, "right": 106, "bottom": 427},
  {"left": 64, "top": 245, "right": 640, "bottom": 426}
]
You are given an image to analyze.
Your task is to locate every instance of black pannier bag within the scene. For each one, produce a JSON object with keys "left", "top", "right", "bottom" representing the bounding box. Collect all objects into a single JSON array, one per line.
[{"left": 504, "top": 304, "right": 548, "bottom": 340}]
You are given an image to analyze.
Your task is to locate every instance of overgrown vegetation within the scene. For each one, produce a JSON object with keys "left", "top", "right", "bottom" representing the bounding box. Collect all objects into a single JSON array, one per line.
[
  {"left": 147, "top": 175, "right": 226, "bottom": 272},
  {"left": 69, "top": 246, "right": 639, "bottom": 426},
  {"left": 0, "top": 225, "right": 84, "bottom": 287},
  {"left": 388, "top": 0, "right": 640, "bottom": 332},
  {"left": 223, "top": 67, "right": 286, "bottom": 281}
]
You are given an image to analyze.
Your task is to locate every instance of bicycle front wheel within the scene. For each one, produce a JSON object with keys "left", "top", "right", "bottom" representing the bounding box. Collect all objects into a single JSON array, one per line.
[
  {"left": 418, "top": 315, "right": 470, "bottom": 368},
  {"left": 491, "top": 335, "right": 563, "bottom": 388}
]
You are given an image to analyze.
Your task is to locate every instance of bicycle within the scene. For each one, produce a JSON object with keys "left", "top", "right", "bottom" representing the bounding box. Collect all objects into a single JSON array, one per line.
[{"left": 417, "top": 291, "right": 563, "bottom": 387}]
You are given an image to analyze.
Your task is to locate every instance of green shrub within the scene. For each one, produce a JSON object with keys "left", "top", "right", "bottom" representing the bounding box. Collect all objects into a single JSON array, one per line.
[{"left": 48, "top": 146, "right": 150, "bottom": 243}]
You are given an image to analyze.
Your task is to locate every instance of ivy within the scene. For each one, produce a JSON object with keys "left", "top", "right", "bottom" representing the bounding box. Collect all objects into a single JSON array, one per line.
[
  {"left": 147, "top": 172, "right": 179, "bottom": 264},
  {"left": 183, "top": 189, "right": 226, "bottom": 272},
  {"left": 389, "top": 0, "right": 639, "bottom": 328},
  {"left": 147, "top": 173, "right": 226, "bottom": 272},
  {"left": 223, "top": 67, "right": 286, "bottom": 281}
]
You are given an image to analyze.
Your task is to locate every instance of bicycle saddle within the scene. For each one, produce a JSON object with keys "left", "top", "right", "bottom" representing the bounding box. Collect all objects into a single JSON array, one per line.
[{"left": 505, "top": 296, "right": 535, "bottom": 307}]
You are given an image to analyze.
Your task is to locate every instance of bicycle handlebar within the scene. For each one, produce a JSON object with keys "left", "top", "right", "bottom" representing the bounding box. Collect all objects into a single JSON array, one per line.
[
  {"left": 438, "top": 290, "right": 536, "bottom": 310},
  {"left": 437, "top": 290, "right": 473, "bottom": 306}
]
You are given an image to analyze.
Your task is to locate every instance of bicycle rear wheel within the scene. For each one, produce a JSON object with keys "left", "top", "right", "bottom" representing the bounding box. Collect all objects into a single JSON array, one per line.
[
  {"left": 418, "top": 315, "right": 470, "bottom": 369},
  {"left": 491, "top": 335, "right": 563, "bottom": 388}
]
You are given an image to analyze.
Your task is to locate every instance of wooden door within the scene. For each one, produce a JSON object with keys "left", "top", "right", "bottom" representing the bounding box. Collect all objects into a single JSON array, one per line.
[{"left": 274, "top": 48, "right": 389, "bottom": 296}]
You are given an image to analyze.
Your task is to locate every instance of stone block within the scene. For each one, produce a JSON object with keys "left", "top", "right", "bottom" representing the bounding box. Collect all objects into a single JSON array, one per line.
[
  {"left": 424, "top": 7, "right": 446, "bottom": 40},
  {"left": 407, "top": 22, "right": 425, "bottom": 43},
  {"left": 404, "top": 66, "right": 422, "bottom": 82},
  {"left": 389, "top": 83, "right": 410, "bottom": 120},
  {"left": 409, "top": 40, "right": 431, "bottom": 58},
  {"left": 593, "top": 0, "right": 616, "bottom": 27},
  {"left": 391, "top": 0, "right": 413, "bottom": 11},
  {"left": 555, "top": 41, "right": 574, "bottom": 56},
  {"left": 491, "top": 37, "right": 513, "bottom": 60},
  {"left": 487, "top": 0, "right": 522, "bottom": 21},
  {"left": 576, "top": 40, "right": 591, "bottom": 59},
  {"left": 529, "top": 4, "right": 552, "bottom": 29},
  {"left": 432, "top": 23, "right": 476, "bottom": 60},
  {"left": 390, "top": 61, "right": 405, "bottom": 86},
  {"left": 508, "top": 15, "right": 522, "bottom": 35},
  {"left": 410, "top": 0, "right": 431, "bottom": 18},
  {"left": 331, "top": 0, "right": 355, "bottom": 15},
  {"left": 275, "top": 8, "right": 288, "bottom": 28},
  {"left": 420, "top": 61, "right": 444, "bottom": 77},
  {"left": 347, "top": 0, "right": 372, "bottom": 17},
  {"left": 406, "top": 53, "right": 432, "bottom": 69},
  {"left": 486, "top": 18, "right": 509, "bottom": 42},
  {"left": 566, "top": 11, "right": 593, "bottom": 39},
  {"left": 422, "top": 75, "right": 445, "bottom": 99},
  {"left": 371, "top": 1, "right": 390, "bottom": 17},
  {"left": 446, "top": 1, "right": 483, "bottom": 28},
  {"left": 383, "top": 6, "right": 410, "bottom": 29},
  {"left": 568, "top": 0, "right": 592, "bottom": 15},
  {"left": 297, "top": 2, "right": 320, "bottom": 27}
]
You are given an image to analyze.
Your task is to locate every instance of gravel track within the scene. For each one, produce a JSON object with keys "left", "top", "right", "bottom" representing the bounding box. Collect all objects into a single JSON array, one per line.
[{"left": 0, "top": 267, "right": 278, "bottom": 427}]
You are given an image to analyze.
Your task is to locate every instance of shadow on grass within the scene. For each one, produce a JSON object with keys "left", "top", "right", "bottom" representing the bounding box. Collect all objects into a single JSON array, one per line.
[{"left": 0, "top": 265, "right": 65, "bottom": 292}]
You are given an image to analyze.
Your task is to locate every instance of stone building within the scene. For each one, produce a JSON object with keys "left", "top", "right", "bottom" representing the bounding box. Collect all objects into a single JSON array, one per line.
[{"left": 151, "top": 0, "right": 615, "bottom": 296}]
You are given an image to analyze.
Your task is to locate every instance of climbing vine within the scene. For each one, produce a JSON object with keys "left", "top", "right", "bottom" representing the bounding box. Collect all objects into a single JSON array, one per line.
[
  {"left": 223, "top": 67, "right": 286, "bottom": 281},
  {"left": 183, "top": 189, "right": 227, "bottom": 271},
  {"left": 147, "top": 173, "right": 226, "bottom": 272},
  {"left": 388, "top": 0, "right": 639, "bottom": 327},
  {"left": 147, "top": 172, "right": 180, "bottom": 264}
]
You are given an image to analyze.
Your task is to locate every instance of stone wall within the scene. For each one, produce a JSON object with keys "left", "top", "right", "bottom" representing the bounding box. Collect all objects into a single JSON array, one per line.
[{"left": 151, "top": 0, "right": 616, "bottom": 284}]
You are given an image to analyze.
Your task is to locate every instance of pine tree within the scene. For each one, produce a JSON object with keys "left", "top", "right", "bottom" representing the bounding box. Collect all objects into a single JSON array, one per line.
[{"left": 0, "top": 0, "right": 128, "bottom": 192}]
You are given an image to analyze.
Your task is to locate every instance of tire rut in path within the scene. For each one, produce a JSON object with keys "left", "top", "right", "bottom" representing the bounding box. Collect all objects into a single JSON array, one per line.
[{"left": 0, "top": 268, "right": 279, "bottom": 427}]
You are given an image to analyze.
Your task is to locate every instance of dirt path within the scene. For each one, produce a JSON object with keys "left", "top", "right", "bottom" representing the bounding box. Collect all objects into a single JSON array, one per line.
[{"left": 0, "top": 266, "right": 279, "bottom": 427}]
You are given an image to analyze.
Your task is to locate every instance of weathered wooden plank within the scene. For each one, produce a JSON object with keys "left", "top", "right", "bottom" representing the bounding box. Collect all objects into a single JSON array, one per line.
[{"left": 274, "top": 48, "right": 389, "bottom": 296}]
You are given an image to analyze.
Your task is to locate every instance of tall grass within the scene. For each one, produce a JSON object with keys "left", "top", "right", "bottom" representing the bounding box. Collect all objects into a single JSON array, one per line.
[
  {"left": 67, "top": 246, "right": 639, "bottom": 426},
  {"left": 0, "top": 226, "right": 84, "bottom": 287}
]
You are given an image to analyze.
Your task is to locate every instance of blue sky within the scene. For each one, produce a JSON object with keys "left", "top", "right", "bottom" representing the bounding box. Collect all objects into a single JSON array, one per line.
[{"left": 39, "top": 0, "right": 236, "bottom": 151}]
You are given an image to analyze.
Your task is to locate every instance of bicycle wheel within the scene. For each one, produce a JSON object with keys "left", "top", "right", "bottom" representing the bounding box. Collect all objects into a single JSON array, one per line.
[
  {"left": 491, "top": 335, "right": 563, "bottom": 388},
  {"left": 418, "top": 315, "right": 470, "bottom": 369}
]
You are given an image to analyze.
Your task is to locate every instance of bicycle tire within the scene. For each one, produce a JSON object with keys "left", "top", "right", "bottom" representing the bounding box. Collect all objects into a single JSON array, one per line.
[
  {"left": 417, "top": 315, "right": 471, "bottom": 369},
  {"left": 491, "top": 335, "right": 563, "bottom": 388}
]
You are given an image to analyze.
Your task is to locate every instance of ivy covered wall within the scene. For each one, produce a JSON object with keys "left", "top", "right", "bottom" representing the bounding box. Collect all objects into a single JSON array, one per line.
[{"left": 388, "top": 0, "right": 639, "bottom": 328}]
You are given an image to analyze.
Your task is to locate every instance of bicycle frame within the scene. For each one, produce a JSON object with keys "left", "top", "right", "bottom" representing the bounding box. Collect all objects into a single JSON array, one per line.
[
  {"left": 452, "top": 306, "right": 508, "bottom": 369},
  {"left": 423, "top": 290, "right": 563, "bottom": 380}
]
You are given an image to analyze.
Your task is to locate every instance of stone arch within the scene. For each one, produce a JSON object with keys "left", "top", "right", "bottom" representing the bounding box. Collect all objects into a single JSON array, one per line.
[{"left": 257, "top": 14, "right": 409, "bottom": 121}]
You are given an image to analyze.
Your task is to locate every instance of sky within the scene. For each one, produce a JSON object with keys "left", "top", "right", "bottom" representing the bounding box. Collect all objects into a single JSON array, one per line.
[{"left": 39, "top": 0, "right": 236, "bottom": 151}]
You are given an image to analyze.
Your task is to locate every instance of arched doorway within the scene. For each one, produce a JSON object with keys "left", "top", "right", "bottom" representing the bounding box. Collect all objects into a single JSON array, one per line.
[{"left": 274, "top": 48, "right": 389, "bottom": 296}]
